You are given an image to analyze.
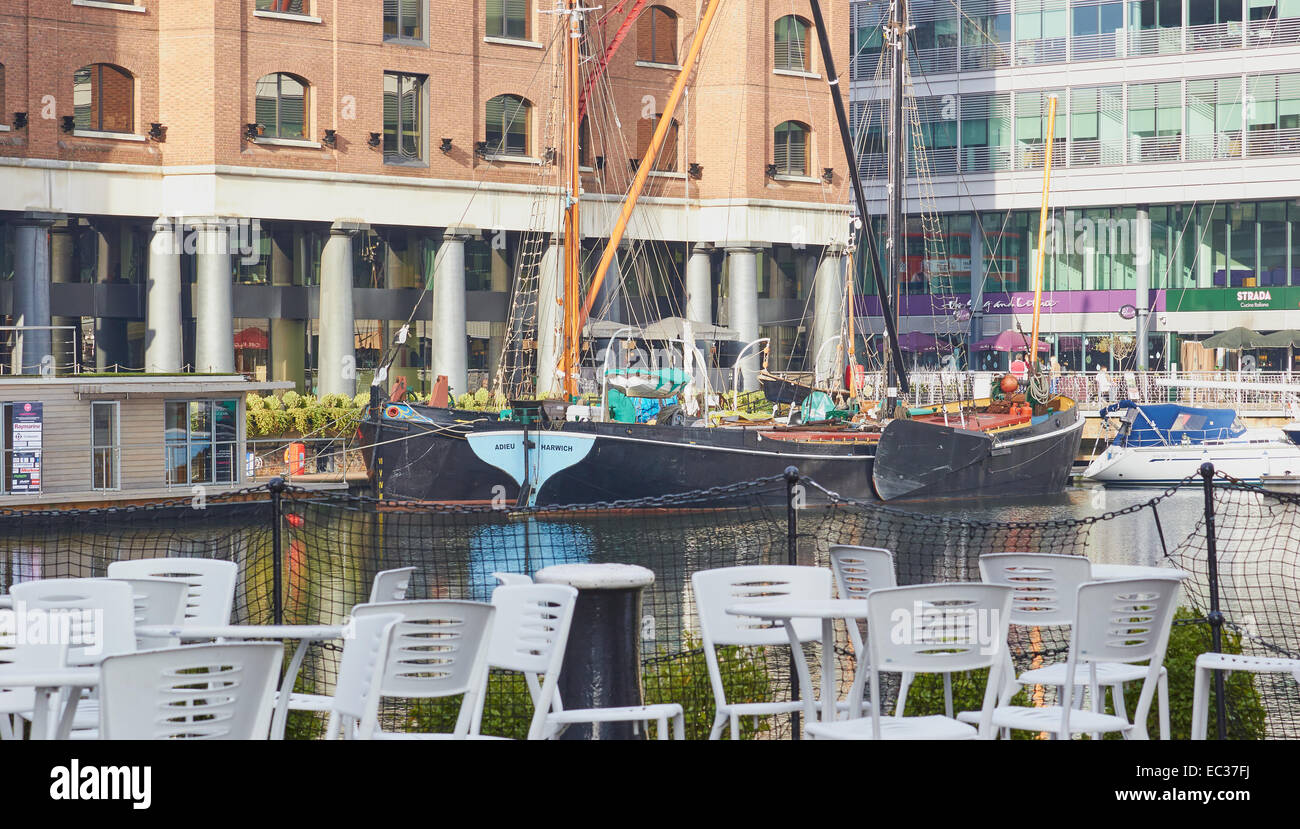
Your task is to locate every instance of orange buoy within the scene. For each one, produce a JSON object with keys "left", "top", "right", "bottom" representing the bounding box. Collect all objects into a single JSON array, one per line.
[{"left": 1000, "top": 374, "right": 1019, "bottom": 394}]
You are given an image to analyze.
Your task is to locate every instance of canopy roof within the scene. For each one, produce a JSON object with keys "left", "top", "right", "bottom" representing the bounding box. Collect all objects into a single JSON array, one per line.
[
  {"left": 897, "top": 331, "right": 954, "bottom": 353},
  {"left": 973, "top": 330, "right": 1050, "bottom": 353},
  {"left": 1201, "top": 327, "right": 1268, "bottom": 349}
]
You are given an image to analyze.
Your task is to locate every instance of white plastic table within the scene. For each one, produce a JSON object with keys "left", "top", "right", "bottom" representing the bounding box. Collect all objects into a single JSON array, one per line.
[
  {"left": 1091, "top": 564, "right": 1190, "bottom": 581},
  {"left": 136, "top": 623, "right": 345, "bottom": 740},
  {"left": 725, "top": 599, "right": 871, "bottom": 728},
  {"left": 0, "top": 668, "right": 99, "bottom": 740}
]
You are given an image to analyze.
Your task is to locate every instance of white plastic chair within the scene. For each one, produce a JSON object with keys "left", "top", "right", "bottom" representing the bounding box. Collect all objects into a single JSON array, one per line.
[
  {"left": 324, "top": 612, "right": 403, "bottom": 740},
  {"left": 805, "top": 582, "right": 1013, "bottom": 740},
  {"left": 369, "top": 567, "right": 417, "bottom": 603},
  {"left": 1191, "top": 652, "right": 1300, "bottom": 740},
  {"left": 828, "top": 545, "right": 915, "bottom": 717},
  {"left": 109, "top": 578, "right": 188, "bottom": 649},
  {"left": 350, "top": 600, "right": 496, "bottom": 739},
  {"left": 691, "top": 565, "right": 831, "bottom": 740},
  {"left": 972, "top": 553, "right": 1171, "bottom": 739},
  {"left": 492, "top": 572, "right": 534, "bottom": 587},
  {"left": 98, "top": 643, "right": 283, "bottom": 740},
  {"left": 9, "top": 578, "right": 137, "bottom": 665},
  {"left": 0, "top": 610, "right": 69, "bottom": 740},
  {"left": 478, "top": 583, "right": 685, "bottom": 740},
  {"left": 106, "top": 558, "right": 238, "bottom": 627},
  {"left": 979, "top": 578, "right": 1180, "bottom": 739}
]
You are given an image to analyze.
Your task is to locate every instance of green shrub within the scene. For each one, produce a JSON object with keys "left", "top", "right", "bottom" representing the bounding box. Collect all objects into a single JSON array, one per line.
[
  {"left": 473, "top": 387, "right": 490, "bottom": 406},
  {"left": 281, "top": 390, "right": 302, "bottom": 409},
  {"left": 353, "top": 392, "right": 372, "bottom": 409},
  {"left": 263, "top": 394, "right": 283, "bottom": 411},
  {"left": 247, "top": 394, "right": 266, "bottom": 411},
  {"left": 402, "top": 671, "right": 536, "bottom": 739},
  {"left": 643, "top": 637, "right": 775, "bottom": 740}
]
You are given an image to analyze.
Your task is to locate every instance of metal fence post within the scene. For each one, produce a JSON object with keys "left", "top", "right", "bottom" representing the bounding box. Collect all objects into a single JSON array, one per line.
[
  {"left": 1199, "top": 462, "right": 1227, "bottom": 740},
  {"left": 269, "top": 475, "right": 285, "bottom": 626},
  {"left": 784, "top": 465, "right": 801, "bottom": 740}
]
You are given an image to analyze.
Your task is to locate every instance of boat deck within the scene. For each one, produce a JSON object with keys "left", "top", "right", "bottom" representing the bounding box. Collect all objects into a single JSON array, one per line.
[
  {"left": 911, "top": 411, "right": 1032, "bottom": 432},
  {"left": 758, "top": 429, "right": 881, "bottom": 444}
]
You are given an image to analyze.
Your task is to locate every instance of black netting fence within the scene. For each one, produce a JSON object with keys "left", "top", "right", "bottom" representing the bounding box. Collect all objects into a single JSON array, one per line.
[{"left": 1, "top": 466, "right": 1297, "bottom": 740}]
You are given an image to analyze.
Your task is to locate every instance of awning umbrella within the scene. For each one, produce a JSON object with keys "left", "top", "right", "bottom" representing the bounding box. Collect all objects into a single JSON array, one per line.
[
  {"left": 896, "top": 331, "right": 954, "bottom": 353},
  {"left": 234, "top": 326, "right": 269, "bottom": 350},
  {"left": 972, "top": 330, "right": 1050, "bottom": 353},
  {"left": 1201, "top": 327, "right": 1268, "bottom": 349},
  {"left": 1255, "top": 329, "right": 1300, "bottom": 348},
  {"left": 583, "top": 316, "right": 739, "bottom": 341}
]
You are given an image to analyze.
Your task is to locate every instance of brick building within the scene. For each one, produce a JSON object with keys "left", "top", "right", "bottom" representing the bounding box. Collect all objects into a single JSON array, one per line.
[{"left": 0, "top": 0, "right": 854, "bottom": 398}]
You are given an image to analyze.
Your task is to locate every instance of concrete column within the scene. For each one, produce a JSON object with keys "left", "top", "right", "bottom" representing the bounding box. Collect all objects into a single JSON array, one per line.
[
  {"left": 318, "top": 221, "right": 364, "bottom": 397},
  {"left": 192, "top": 219, "right": 235, "bottom": 374},
  {"left": 11, "top": 212, "right": 59, "bottom": 375},
  {"left": 811, "top": 245, "right": 846, "bottom": 384},
  {"left": 1135, "top": 205, "right": 1152, "bottom": 371},
  {"left": 50, "top": 220, "right": 77, "bottom": 372},
  {"left": 1197, "top": 208, "right": 1214, "bottom": 288},
  {"left": 145, "top": 218, "right": 184, "bottom": 373},
  {"left": 726, "top": 244, "right": 761, "bottom": 393},
  {"left": 969, "top": 212, "right": 985, "bottom": 356},
  {"left": 431, "top": 227, "right": 471, "bottom": 399},
  {"left": 535, "top": 235, "right": 564, "bottom": 397},
  {"left": 92, "top": 220, "right": 130, "bottom": 371},
  {"left": 270, "top": 227, "right": 305, "bottom": 391}
]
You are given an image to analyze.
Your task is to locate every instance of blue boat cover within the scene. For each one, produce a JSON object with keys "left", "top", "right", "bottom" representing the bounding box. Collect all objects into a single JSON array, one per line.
[{"left": 1100, "top": 400, "right": 1244, "bottom": 446}]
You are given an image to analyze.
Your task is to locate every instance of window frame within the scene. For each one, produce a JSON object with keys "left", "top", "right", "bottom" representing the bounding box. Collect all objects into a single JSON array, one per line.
[
  {"left": 774, "top": 15, "right": 812, "bottom": 73},
  {"left": 255, "top": 73, "right": 310, "bottom": 140},
  {"left": 487, "top": 0, "right": 530, "bottom": 40},
  {"left": 255, "top": 0, "right": 312, "bottom": 16},
  {"left": 91, "top": 400, "right": 120, "bottom": 491},
  {"left": 383, "top": 0, "right": 426, "bottom": 43},
  {"left": 383, "top": 71, "right": 427, "bottom": 165},
  {"left": 774, "top": 120, "right": 811, "bottom": 176},
  {"left": 164, "top": 399, "right": 240, "bottom": 488},
  {"left": 485, "top": 94, "right": 532, "bottom": 158},
  {"left": 638, "top": 6, "right": 679, "bottom": 65},
  {"left": 73, "top": 63, "right": 135, "bottom": 135}
]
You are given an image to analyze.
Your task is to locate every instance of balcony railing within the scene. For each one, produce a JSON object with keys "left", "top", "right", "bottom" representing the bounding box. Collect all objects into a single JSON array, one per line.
[
  {"left": 1127, "top": 26, "right": 1184, "bottom": 56},
  {"left": 1185, "top": 21, "right": 1244, "bottom": 52},
  {"left": 1186, "top": 131, "right": 1243, "bottom": 161},
  {"left": 910, "top": 46, "right": 960, "bottom": 75},
  {"left": 1014, "top": 138, "right": 1068, "bottom": 170},
  {"left": 1246, "top": 16, "right": 1300, "bottom": 47},
  {"left": 960, "top": 144, "right": 1015, "bottom": 172},
  {"left": 960, "top": 42, "right": 1013, "bottom": 71},
  {"left": 1013, "top": 36, "right": 1067, "bottom": 65},
  {"left": 1127, "top": 134, "right": 1182, "bottom": 163},
  {"left": 1067, "top": 137, "right": 1125, "bottom": 166},
  {"left": 1245, "top": 126, "right": 1300, "bottom": 157},
  {"left": 1070, "top": 30, "right": 1125, "bottom": 61}
]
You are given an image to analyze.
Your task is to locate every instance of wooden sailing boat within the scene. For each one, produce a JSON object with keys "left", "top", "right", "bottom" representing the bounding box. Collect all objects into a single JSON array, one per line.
[{"left": 361, "top": 0, "right": 1082, "bottom": 505}]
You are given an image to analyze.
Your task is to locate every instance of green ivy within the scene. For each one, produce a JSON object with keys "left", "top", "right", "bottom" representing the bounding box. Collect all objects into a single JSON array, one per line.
[{"left": 643, "top": 637, "right": 775, "bottom": 740}]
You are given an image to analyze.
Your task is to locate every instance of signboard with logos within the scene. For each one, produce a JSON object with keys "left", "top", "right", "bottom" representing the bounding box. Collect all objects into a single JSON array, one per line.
[
  {"left": 10, "top": 401, "right": 42, "bottom": 494},
  {"left": 1165, "top": 287, "right": 1300, "bottom": 312}
]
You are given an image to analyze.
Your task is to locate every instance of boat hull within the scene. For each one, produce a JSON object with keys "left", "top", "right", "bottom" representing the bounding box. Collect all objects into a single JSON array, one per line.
[
  {"left": 361, "top": 404, "right": 876, "bottom": 505},
  {"left": 871, "top": 402, "right": 1085, "bottom": 501},
  {"left": 1084, "top": 438, "right": 1300, "bottom": 485}
]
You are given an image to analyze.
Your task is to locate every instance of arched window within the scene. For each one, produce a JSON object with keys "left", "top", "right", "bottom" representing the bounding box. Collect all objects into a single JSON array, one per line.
[
  {"left": 637, "top": 113, "right": 679, "bottom": 172},
  {"left": 486, "top": 94, "right": 531, "bottom": 156},
  {"left": 774, "top": 15, "right": 812, "bottom": 72},
  {"left": 73, "top": 64, "right": 133, "bottom": 134},
  {"left": 255, "top": 73, "right": 309, "bottom": 139},
  {"left": 637, "top": 6, "right": 678, "bottom": 64},
  {"left": 774, "top": 120, "right": 810, "bottom": 175}
]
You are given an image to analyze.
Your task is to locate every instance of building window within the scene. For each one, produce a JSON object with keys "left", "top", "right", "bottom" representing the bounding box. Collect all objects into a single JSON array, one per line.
[
  {"left": 254, "top": 73, "right": 308, "bottom": 139},
  {"left": 91, "top": 401, "right": 119, "bottom": 491},
  {"left": 487, "top": 0, "right": 529, "bottom": 39},
  {"left": 1071, "top": 0, "right": 1124, "bottom": 60},
  {"left": 0, "top": 63, "right": 6, "bottom": 127},
  {"left": 383, "top": 0, "right": 424, "bottom": 40},
  {"left": 774, "top": 15, "right": 811, "bottom": 72},
  {"left": 1127, "top": 81, "right": 1183, "bottom": 162},
  {"left": 73, "top": 64, "right": 134, "bottom": 134},
  {"left": 636, "top": 113, "right": 679, "bottom": 171},
  {"left": 165, "top": 400, "right": 238, "bottom": 486},
  {"left": 638, "top": 6, "right": 678, "bottom": 64},
  {"left": 383, "top": 72, "right": 425, "bottom": 163},
  {"left": 486, "top": 94, "right": 531, "bottom": 156},
  {"left": 256, "top": 0, "right": 307, "bottom": 13},
  {"left": 774, "top": 120, "right": 810, "bottom": 175}
]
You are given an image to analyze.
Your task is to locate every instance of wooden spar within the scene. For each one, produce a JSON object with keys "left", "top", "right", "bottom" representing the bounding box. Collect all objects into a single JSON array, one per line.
[
  {"left": 845, "top": 248, "right": 857, "bottom": 396},
  {"left": 562, "top": 1, "right": 582, "bottom": 397},
  {"left": 577, "top": 0, "right": 723, "bottom": 328},
  {"left": 1029, "top": 95, "right": 1058, "bottom": 366}
]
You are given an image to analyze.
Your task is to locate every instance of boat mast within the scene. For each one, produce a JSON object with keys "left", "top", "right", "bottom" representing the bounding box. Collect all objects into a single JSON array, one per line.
[
  {"left": 1029, "top": 95, "right": 1058, "bottom": 367},
  {"left": 885, "top": 0, "right": 907, "bottom": 414},
  {"left": 562, "top": 0, "right": 583, "bottom": 398},
  {"left": 578, "top": 0, "right": 723, "bottom": 328},
  {"left": 806, "top": 0, "right": 910, "bottom": 400}
]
